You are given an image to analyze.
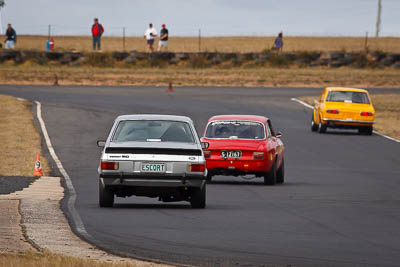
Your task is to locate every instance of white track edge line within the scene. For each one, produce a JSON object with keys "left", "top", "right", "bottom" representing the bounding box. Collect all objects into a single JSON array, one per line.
[
  {"left": 35, "top": 101, "right": 89, "bottom": 235},
  {"left": 290, "top": 97, "right": 400, "bottom": 143},
  {"left": 372, "top": 131, "right": 400, "bottom": 143},
  {"left": 290, "top": 97, "right": 314, "bottom": 109}
]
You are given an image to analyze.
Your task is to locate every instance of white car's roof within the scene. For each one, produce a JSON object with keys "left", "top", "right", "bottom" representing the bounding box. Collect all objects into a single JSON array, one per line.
[{"left": 116, "top": 114, "right": 193, "bottom": 123}]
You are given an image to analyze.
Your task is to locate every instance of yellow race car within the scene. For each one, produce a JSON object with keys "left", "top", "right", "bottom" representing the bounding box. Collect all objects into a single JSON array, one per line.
[{"left": 311, "top": 87, "right": 375, "bottom": 135}]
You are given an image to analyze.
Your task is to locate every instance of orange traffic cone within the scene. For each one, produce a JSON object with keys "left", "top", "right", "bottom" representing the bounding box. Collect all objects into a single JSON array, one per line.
[
  {"left": 33, "top": 154, "right": 43, "bottom": 177},
  {"left": 168, "top": 82, "right": 174, "bottom": 93}
]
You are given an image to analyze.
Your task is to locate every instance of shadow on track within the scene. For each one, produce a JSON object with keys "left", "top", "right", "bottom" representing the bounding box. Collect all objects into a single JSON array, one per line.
[
  {"left": 208, "top": 180, "right": 265, "bottom": 186},
  {"left": 112, "top": 203, "right": 192, "bottom": 209},
  {"left": 319, "top": 130, "right": 373, "bottom": 136}
]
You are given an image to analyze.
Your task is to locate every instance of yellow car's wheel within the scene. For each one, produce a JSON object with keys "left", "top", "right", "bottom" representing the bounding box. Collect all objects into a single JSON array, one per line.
[
  {"left": 358, "top": 126, "right": 373, "bottom": 136},
  {"left": 318, "top": 121, "right": 327, "bottom": 133},
  {"left": 311, "top": 113, "right": 319, "bottom": 132}
]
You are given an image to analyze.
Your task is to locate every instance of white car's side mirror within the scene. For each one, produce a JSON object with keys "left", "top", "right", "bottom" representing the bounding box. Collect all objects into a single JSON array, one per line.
[
  {"left": 97, "top": 140, "right": 106, "bottom": 147},
  {"left": 201, "top": 142, "right": 209, "bottom": 149}
]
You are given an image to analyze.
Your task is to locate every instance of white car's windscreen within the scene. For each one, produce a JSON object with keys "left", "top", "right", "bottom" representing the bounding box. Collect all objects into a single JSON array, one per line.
[
  {"left": 326, "top": 91, "right": 370, "bottom": 104},
  {"left": 205, "top": 121, "right": 265, "bottom": 139},
  {"left": 113, "top": 120, "right": 195, "bottom": 143}
]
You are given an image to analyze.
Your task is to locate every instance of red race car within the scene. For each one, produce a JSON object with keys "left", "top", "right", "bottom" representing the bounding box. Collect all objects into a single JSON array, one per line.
[{"left": 201, "top": 115, "right": 285, "bottom": 185}]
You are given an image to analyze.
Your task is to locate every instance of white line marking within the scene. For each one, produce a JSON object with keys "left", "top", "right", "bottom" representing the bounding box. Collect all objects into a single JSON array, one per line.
[
  {"left": 290, "top": 98, "right": 314, "bottom": 109},
  {"left": 35, "top": 101, "right": 90, "bottom": 238},
  {"left": 290, "top": 97, "right": 400, "bottom": 143},
  {"left": 373, "top": 131, "right": 400, "bottom": 143}
]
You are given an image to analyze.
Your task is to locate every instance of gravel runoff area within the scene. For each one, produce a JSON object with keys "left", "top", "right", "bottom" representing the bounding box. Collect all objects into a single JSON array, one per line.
[{"left": 0, "top": 176, "right": 171, "bottom": 266}]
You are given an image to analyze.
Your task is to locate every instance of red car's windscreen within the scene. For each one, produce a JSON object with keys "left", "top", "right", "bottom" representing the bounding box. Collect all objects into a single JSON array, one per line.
[{"left": 205, "top": 121, "right": 265, "bottom": 140}]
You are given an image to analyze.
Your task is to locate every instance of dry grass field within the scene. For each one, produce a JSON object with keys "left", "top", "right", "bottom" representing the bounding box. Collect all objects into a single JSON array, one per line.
[
  {"left": 2, "top": 35, "right": 399, "bottom": 88},
  {"left": 1, "top": 64, "right": 399, "bottom": 88},
  {"left": 0, "top": 251, "right": 141, "bottom": 267},
  {"left": 0, "top": 95, "right": 50, "bottom": 176},
  {"left": 13, "top": 35, "right": 400, "bottom": 53},
  {"left": 298, "top": 94, "right": 400, "bottom": 139}
]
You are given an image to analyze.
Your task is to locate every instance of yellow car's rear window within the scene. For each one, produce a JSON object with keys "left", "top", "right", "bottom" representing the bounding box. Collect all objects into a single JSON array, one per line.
[{"left": 326, "top": 91, "right": 370, "bottom": 104}]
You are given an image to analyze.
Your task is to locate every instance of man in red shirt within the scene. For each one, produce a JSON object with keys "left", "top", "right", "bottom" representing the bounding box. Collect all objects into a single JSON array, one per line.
[{"left": 91, "top": 18, "right": 104, "bottom": 51}]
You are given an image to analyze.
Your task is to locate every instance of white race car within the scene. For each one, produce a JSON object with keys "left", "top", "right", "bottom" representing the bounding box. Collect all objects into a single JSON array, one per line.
[{"left": 97, "top": 114, "right": 208, "bottom": 208}]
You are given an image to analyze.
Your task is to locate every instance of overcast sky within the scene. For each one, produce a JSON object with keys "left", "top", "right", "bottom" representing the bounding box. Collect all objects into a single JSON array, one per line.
[{"left": 1, "top": 0, "right": 399, "bottom": 36}]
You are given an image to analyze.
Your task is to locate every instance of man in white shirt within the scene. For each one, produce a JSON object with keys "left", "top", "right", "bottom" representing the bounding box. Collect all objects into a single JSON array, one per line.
[{"left": 144, "top": 23, "right": 157, "bottom": 52}]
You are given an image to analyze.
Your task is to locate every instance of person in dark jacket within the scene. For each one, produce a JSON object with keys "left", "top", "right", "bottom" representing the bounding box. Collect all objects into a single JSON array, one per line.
[
  {"left": 157, "top": 24, "right": 169, "bottom": 51},
  {"left": 91, "top": 18, "right": 104, "bottom": 50},
  {"left": 5, "top": 24, "right": 17, "bottom": 49}
]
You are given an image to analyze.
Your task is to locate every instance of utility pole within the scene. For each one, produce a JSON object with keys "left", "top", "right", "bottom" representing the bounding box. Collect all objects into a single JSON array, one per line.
[
  {"left": 48, "top": 24, "right": 51, "bottom": 40},
  {"left": 0, "top": 0, "right": 5, "bottom": 35},
  {"left": 375, "top": 0, "right": 382, "bottom": 37}
]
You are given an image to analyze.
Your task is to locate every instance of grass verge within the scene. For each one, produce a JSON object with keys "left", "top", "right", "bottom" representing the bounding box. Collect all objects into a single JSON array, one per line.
[
  {"left": 1, "top": 64, "right": 400, "bottom": 88},
  {"left": 13, "top": 35, "right": 400, "bottom": 53},
  {"left": 0, "top": 95, "right": 50, "bottom": 176},
  {"left": 0, "top": 251, "right": 139, "bottom": 267},
  {"left": 298, "top": 94, "right": 400, "bottom": 139}
]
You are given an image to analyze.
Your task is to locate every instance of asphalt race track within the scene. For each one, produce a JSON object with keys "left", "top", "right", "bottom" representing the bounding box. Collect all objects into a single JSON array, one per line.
[{"left": 1, "top": 85, "right": 400, "bottom": 266}]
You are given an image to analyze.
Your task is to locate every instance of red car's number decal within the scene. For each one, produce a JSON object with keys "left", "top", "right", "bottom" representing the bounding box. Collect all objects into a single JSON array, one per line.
[{"left": 221, "top": 150, "right": 242, "bottom": 159}]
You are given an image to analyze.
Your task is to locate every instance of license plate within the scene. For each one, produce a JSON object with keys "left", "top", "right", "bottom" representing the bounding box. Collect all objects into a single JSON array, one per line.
[
  {"left": 140, "top": 163, "right": 165, "bottom": 173},
  {"left": 221, "top": 151, "right": 242, "bottom": 159}
]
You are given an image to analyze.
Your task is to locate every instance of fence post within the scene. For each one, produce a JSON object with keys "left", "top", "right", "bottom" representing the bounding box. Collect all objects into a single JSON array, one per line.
[
  {"left": 123, "top": 27, "right": 126, "bottom": 51},
  {"left": 198, "top": 29, "right": 201, "bottom": 53},
  {"left": 364, "top": 31, "right": 369, "bottom": 52}
]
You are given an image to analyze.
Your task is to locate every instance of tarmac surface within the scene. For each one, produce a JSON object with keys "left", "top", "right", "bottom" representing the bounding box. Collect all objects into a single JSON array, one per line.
[
  {"left": 0, "top": 176, "right": 37, "bottom": 195},
  {"left": 1, "top": 85, "right": 400, "bottom": 266}
]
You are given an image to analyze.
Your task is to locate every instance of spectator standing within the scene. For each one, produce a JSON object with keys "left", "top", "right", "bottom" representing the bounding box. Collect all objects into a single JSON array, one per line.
[
  {"left": 91, "top": 18, "right": 104, "bottom": 51},
  {"left": 144, "top": 23, "right": 157, "bottom": 52},
  {"left": 5, "top": 24, "right": 17, "bottom": 49},
  {"left": 46, "top": 38, "right": 55, "bottom": 51},
  {"left": 273, "top": 32, "right": 283, "bottom": 52},
  {"left": 157, "top": 24, "right": 169, "bottom": 51}
]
